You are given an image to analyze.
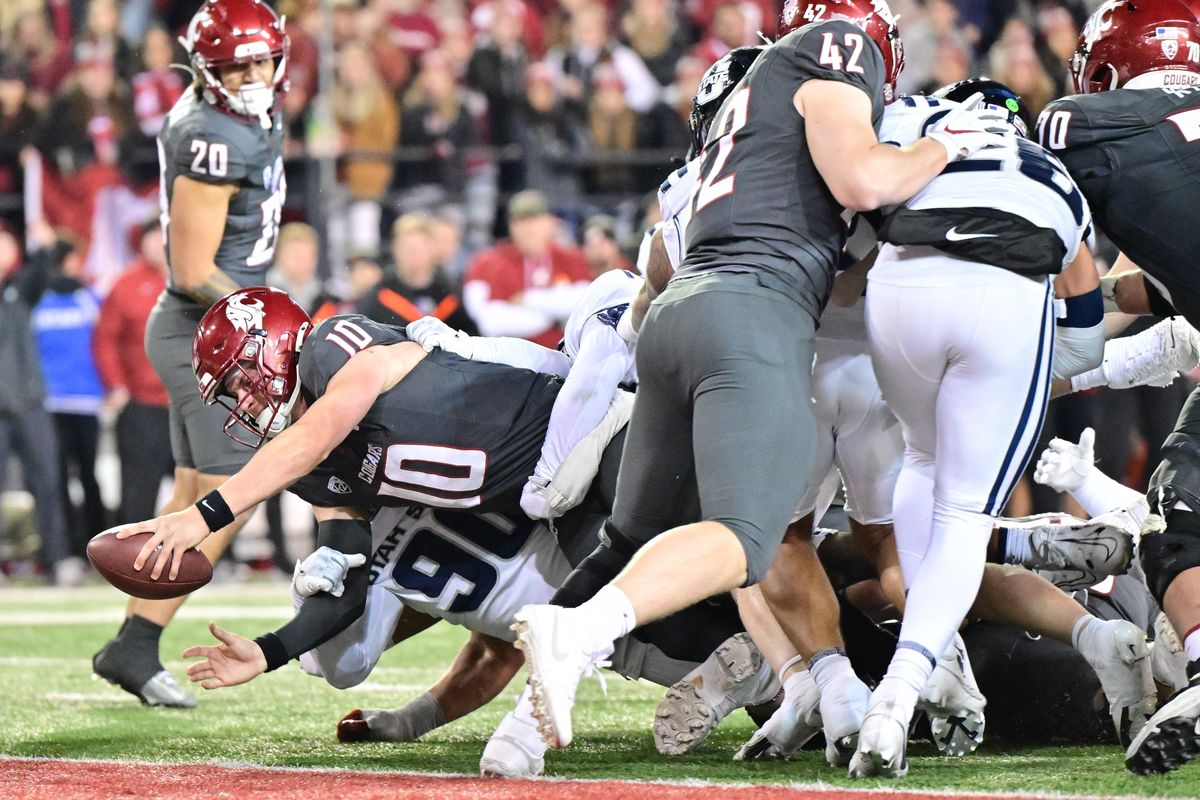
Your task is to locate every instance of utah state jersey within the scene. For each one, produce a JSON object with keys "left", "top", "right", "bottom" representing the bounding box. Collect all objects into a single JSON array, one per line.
[
  {"left": 158, "top": 90, "right": 285, "bottom": 286},
  {"left": 289, "top": 314, "right": 560, "bottom": 513},
  {"left": 1038, "top": 85, "right": 1200, "bottom": 323},
  {"left": 677, "top": 19, "right": 886, "bottom": 320}
]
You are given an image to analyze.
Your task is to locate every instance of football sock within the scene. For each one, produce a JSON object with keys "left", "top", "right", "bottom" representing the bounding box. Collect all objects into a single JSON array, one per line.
[
  {"left": 1183, "top": 624, "right": 1200, "bottom": 663},
  {"left": 573, "top": 585, "right": 636, "bottom": 655},
  {"left": 1000, "top": 526, "right": 1033, "bottom": 566}
]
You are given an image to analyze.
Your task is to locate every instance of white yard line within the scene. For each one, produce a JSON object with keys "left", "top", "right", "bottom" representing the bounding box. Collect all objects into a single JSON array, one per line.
[{"left": 0, "top": 606, "right": 293, "bottom": 626}]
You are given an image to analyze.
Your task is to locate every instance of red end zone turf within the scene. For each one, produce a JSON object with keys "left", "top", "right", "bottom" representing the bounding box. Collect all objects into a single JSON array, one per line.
[{"left": 0, "top": 758, "right": 1107, "bottom": 800}]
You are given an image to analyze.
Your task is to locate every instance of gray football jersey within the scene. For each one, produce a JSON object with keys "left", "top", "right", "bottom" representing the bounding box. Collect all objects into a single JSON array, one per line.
[
  {"left": 1038, "top": 85, "right": 1200, "bottom": 325},
  {"left": 677, "top": 19, "right": 886, "bottom": 320},
  {"left": 157, "top": 90, "right": 286, "bottom": 289},
  {"left": 289, "top": 315, "right": 561, "bottom": 515}
]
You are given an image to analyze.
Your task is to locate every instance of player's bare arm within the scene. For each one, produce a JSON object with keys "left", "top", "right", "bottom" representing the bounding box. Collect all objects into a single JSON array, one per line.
[
  {"left": 168, "top": 175, "right": 242, "bottom": 307},
  {"left": 630, "top": 226, "right": 672, "bottom": 332},
  {"left": 116, "top": 341, "right": 428, "bottom": 580},
  {"left": 797, "top": 81, "right": 951, "bottom": 211},
  {"left": 184, "top": 504, "right": 372, "bottom": 689}
]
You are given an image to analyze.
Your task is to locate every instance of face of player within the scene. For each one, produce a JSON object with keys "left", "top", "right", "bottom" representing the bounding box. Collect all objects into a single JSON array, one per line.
[
  {"left": 219, "top": 58, "right": 276, "bottom": 93},
  {"left": 224, "top": 366, "right": 268, "bottom": 419}
]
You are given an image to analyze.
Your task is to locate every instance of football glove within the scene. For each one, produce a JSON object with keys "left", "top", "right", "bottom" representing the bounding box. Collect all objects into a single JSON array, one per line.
[
  {"left": 1034, "top": 427, "right": 1095, "bottom": 495},
  {"left": 926, "top": 93, "right": 1012, "bottom": 163},
  {"left": 292, "top": 546, "right": 367, "bottom": 598}
]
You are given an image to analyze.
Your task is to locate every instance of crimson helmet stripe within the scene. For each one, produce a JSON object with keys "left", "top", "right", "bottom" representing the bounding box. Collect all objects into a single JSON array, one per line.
[{"left": 1072, "top": 0, "right": 1200, "bottom": 94}]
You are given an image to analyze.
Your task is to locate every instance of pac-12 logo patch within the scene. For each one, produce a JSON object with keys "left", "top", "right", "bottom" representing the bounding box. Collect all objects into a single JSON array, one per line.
[{"left": 327, "top": 476, "right": 351, "bottom": 495}]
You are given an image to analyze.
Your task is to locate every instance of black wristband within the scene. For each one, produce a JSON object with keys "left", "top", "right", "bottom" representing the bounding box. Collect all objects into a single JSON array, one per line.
[
  {"left": 254, "top": 632, "right": 290, "bottom": 672},
  {"left": 195, "top": 490, "right": 235, "bottom": 532}
]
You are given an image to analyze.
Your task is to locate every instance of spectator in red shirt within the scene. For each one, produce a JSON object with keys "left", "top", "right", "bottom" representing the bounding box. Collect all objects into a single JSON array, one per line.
[
  {"left": 462, "top": 190, "right": 590, "bottom": 348},
  {"left": 130, "top": 25, "right": 184, "bottom": 138},
  {"left": 8, "top": 10, "right": 74, "bottom": 109},
  {"left": 690, "top": 1, "right": 752, "bottom": 67},
  {"left": 91, "top": 220, "right": 172, "bottom": 524}
]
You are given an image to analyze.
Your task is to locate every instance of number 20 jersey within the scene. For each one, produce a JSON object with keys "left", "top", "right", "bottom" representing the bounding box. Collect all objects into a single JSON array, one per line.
[
  {"left": 676, "top": 19, "right": 886, "bottom": 321},
  {"left": 158, "top": 90, "right": 285, "bottom": 287},
  {"left": 1038, "top": 85, "right": 1200, "bottom": 325},
  {"left": 289, "top": 314, "right": 560, "bottom": 515}
]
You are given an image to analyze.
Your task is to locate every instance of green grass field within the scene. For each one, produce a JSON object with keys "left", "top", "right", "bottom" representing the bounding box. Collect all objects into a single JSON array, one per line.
[{"left": 2, "top": 581, "right": 1199, "bottom": 798}]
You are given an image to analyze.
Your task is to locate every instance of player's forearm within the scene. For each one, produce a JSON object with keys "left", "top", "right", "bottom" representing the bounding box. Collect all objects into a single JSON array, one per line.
[
  {"left": 841, "top": 139, "right": 949, "bottom": 211},
  {"left": 174, "top": 264, "right": 241, "bottom": 307},
  {"left": 428, "top": 632, "right": 524, "bottom": 722},
  {"left": 220, "top": 423, "right": 341, "bottom": 515},
  {"left": 465, "top": 336, "right": 572, "bottom": 377},
  {"left": 534, "top": 344, "right": 630, "bottom": 481}
]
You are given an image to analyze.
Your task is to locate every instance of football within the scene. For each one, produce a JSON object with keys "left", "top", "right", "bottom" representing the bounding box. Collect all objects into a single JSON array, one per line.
[{"left": 86, "top": 531, "right": 213, "bottom": 600}]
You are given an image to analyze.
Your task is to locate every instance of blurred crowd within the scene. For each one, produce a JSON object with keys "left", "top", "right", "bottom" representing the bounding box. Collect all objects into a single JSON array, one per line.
[{"left": 0, "top": 0, "right": 1193, "bottom": 585}]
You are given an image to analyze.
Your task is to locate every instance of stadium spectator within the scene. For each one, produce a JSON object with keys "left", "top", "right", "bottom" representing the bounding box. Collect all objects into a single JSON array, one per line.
[
  {"left": 466, "top": 0, "right": 531, "bottom": 191},
  {"left": 0, "top": 59, "right": 39, "bottom": 230},
  {"left": 988, "top": 19, "right": 1055, "bottom": 118},
  {"left": 430, "top": 205, "right": 471, "bottom": 281},
  {"left": 462, "top": 190, "right": 590, "bottom": 347},
  {"left": 91, "top": 219, "right": 173, "bottom": 525},
  {"left": 394, "top": 49, "right": 487, "bottom": 199},
  {"left": 581, "top": 214, "right": 631, "bottom": 277},
  {"left": 78, "top": 0, "right": 136, "bottom": 81},
  {"left": 385, "top": 0, "right": 443, "bottom": 62},
  {"left": 345, "top": 253, "right": 385, "bottom": 304},
  {"left": 39, "top": 44, "right": 136, "bottom": 176},
  {"left": 357, "top": 213, "right": 477, "bottom": 332},
  {"left": 7, "top": 10, "right": 73, "bottom": 109},
  {"left": 585, "top": 63, "right": 671, "bottom": 198},
  {"left": 31, "top": 233, "right": 106, "bottom": 572},
  {"left": 620, "top": 0, "right": 692, "bottom": 88},
  {"left": 518, "top": 62, "right": 588, "bottom": 220},
  {"left": 130, "top": 25, "right": 185, "bottom": 138},
  {"left": 333, "top": 42, "right": 399, "bottom": 204},
  {"left": 267, "top": 222, "right": 340, "bottom": 322},
  {"left": 356, "top": 1, "right": 413, "bottom": 93},
  {"left": 545, "top": 2, "right": 660, "bottom": 119},
  {"left": 1034, "top": 4, "right": 1080, "bottom": 97},
  {"left": 690, "top": 2, "right": 750, "bottom": 68},
  {"left": 0, "top": 225, "right": 70, "bottom": 584}
]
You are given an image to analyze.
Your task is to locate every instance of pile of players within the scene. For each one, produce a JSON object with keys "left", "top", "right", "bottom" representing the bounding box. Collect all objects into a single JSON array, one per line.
[{"left": 92, "top": 0, "right": 1200, "bottom": 783}]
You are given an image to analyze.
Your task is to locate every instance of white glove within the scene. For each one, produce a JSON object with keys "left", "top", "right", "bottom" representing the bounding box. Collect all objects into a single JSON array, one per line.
[
  {"left": 292, "top": 546, "right": 367, "bottom": 598},
  {"left": 405, "top": 316, "right": 469, "bottom": 355},
  {"left": 1033, "top": 427, "right": 1095, "bottom": 494},
  {"left": 926, "top": 93, "right": 1012, "bottom": 163},
  {"left": 520, "top": 476, "right": 568, "bottom": 521}
]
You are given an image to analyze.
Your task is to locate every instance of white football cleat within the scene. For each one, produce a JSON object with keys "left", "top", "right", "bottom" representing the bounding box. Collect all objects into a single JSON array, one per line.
[
  {"left": 481, "top": 710, "right": 547, "bottom": 777},
  {"left": 917, "top": 634, "right": 986, "bottom": 756},
  {"left": 819, "top": 667, "right": 871, "bottom": 767},
  {"left": 1005, "top": 511, "right": 1135, "bottom": 577},
  {"left": 654, "top": 632, "right": 778, "bottom": 755},
  {"left": 1152, "top": 612, "right": 1190, "bottom": 693},
  {"left": 848, "top": 689, "right": 911, "bottom": 779},
  {"left": 511, "top": 604, "right": 609, "bottom": 749},
  {"left": 1075, "top": 618, "right": 1156, "bottom": 746},
  {"left": 734, "top": 668, "right": 823, "bottom": 761}
]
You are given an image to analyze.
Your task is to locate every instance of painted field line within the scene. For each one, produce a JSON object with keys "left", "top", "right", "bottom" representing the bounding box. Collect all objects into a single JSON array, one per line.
[
  {"left": 0, "top": 606, "right": 293, "bottom": 626},
  {"left": 0, "top": 756, "right": 1150, "bottom": 800}
]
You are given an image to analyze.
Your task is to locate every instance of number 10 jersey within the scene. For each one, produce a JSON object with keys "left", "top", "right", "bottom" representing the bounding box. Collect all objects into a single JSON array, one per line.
[{"left": 290, "top": 314, "right": 561, "bottom": 516}]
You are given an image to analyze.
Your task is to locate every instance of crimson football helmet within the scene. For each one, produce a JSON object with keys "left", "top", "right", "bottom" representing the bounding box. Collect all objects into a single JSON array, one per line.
[
  {"left": 779, "top": 0, "right": 905, "bottom": 103},
  {"left": 193, "top": 287, "right": 311, "bottom": 447},
  {"left": 1071, "top": 0, "right": 1200, "bottom": 94},
  {"left": 181, "top": 0, "right": 290, "bottom": 120}
]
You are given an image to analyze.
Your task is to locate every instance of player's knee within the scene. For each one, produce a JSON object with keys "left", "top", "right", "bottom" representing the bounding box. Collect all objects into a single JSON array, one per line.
[{"left": 1139, "top": 508, "right": 1200, "bottom": 604}]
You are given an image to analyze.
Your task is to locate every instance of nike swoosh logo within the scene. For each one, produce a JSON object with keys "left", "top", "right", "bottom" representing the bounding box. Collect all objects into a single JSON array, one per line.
[{"left": 946, "top": 227, "right": 998, "bottom": 242}]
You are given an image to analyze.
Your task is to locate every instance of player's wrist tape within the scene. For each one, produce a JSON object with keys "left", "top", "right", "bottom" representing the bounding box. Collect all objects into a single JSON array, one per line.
[
  {"left": 195, "top": 490, "right": 235, "bottom": 532},
  {"left": 255, "top": 632, "right": 290, "bottom": 672},
  {"left": 397, "top": 691, "right": 448, "bottom": 739}
]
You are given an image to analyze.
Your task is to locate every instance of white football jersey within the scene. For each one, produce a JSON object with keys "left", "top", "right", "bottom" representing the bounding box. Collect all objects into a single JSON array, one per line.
[
  {"left": 878, "top": 96, "right": 1092, "bottom": 270},
  {"left": 366, "top": 505, "right": 570, "bottom": 641},
  {"left": 657, "top": 158, "right": 699, "bottom": 269},
  {"left": 561, "top": 268, "right": 642, "bottom": 387}
]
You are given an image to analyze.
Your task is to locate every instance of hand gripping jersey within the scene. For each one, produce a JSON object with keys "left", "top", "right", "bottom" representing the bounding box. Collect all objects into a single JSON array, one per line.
[
  {"left": 676, "top": 19, "right": 887, "bottom": 320},
  {"left": 365, "top": 505, "right": 570, "bottom": 641},
  {"left": 157, "top": 90, "right": 286, "bottom": 286},
  {"left": 1038, "top": 85, "right": 1200, "bottom": 324},
  {"left": 878, "top": 96, "right": 1092, "bottom": 275},
  {"left": 288, "top": 314, "right": 560, "bottom": 514}
]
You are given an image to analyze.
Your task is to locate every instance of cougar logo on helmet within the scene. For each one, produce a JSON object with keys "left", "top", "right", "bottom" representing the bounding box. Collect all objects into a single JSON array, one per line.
[{"left": 225, "top": 292, "right": 266, "bottom": 333}]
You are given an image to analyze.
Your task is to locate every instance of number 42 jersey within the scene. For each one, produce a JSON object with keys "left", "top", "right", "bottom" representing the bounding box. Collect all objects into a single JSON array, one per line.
[{"left": 289, "top": 314, "right": 560, "bottom": 515}]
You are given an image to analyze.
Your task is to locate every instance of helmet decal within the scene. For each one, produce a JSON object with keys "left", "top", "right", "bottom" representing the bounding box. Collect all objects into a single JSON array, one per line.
[{"left": 224, "top": 292, "right": 266, "bottom": 333}]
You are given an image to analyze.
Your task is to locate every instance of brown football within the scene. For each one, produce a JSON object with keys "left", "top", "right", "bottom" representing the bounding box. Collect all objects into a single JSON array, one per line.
[{"left": 87, "top": 531, "right": 213, "bottom": 599}]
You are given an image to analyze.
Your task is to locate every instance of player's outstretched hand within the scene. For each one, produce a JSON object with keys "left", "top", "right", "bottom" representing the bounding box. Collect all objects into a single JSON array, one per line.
[
  {"left": 406, "top": 316, "right": 460, "bottom": 353},
  {"left": 927, "top": 93, "right": 1012, "bottom": 163},
  {"left": 183, "top": 622, "right": 268, "bottom": 690},
  {"left": 292, "top": 546, "right": 367, "bottom": 598},
  {"left": 112, "top": 506, "right": 212, "bottom": 581},
  {"left": 1034, "top": 427, "right": 1095, "bottom": 494}
]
